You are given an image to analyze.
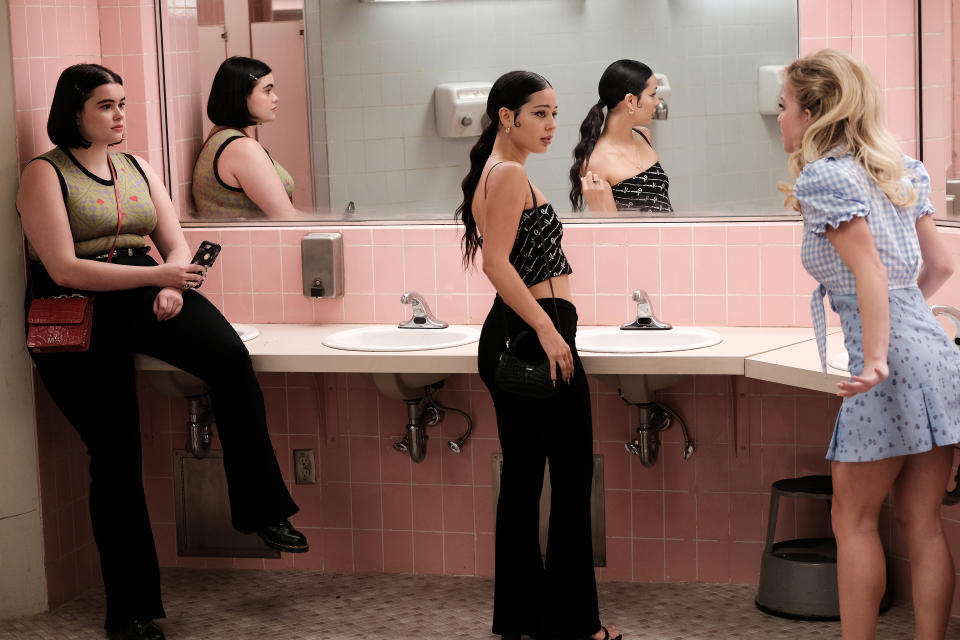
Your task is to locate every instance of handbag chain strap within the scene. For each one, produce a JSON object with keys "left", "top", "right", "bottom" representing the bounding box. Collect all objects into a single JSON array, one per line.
[
  {"left": 25, "top": 154, "right": 125, "bottom": 300},
  {"left": 500, "top": 182, "right": 562, "bottom": 348}
]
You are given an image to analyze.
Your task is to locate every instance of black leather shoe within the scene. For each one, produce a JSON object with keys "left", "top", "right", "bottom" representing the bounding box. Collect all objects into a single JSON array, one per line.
[
  {"left": 107, "top": 619, "right": 165, "bottom": 640},
  {"left": 257, "top": 519, "right": 309, "bottom": 553}
]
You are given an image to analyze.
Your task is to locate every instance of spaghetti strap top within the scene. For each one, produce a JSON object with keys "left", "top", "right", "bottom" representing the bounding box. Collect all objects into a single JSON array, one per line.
[
  {"left": 477, "top": 162, "right": 573, "bottom": 287},
  {"left": 609, "top": 128, "right": 673, "bottom": 212}
]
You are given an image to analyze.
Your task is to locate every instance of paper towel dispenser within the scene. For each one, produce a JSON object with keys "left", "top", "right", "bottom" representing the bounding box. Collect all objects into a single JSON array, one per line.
[{"left": 434, "top": 82, "right": 493, "bottom": 138}]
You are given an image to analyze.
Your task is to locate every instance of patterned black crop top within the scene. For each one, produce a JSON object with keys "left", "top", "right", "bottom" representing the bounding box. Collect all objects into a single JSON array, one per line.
[
  {"left": 609, "top": 129, "right": 673, "bottom": 213},
  {"left": 478, "top": 165, "right": 573, "bottom": 287}
]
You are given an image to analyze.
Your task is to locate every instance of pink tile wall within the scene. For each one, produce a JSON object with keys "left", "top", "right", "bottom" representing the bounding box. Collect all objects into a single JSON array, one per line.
[
  {"left": 8, "top": 0, "right": 103, "bottom": 174},
  {"left": 181, "top": 223, "right": 817, "bottom": 329}
]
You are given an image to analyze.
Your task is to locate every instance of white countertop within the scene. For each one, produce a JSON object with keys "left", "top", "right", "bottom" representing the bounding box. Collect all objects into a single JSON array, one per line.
[
  {"left": 744, "top": 330, "right": 848, "bottom": 394},
  {"left": 137, "top": 324, "right": 835, "bottom": 383}
]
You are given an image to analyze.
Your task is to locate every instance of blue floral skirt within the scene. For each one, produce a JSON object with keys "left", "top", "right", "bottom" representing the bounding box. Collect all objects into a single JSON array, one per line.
[{"left": 827, "top": 287, "right": 960, "bottom": 462}]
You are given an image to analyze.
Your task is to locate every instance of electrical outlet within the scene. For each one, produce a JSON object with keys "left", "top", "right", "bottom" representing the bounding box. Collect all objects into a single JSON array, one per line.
[{"left": 293, "top": 449, "right": 316, "bottom": 484}]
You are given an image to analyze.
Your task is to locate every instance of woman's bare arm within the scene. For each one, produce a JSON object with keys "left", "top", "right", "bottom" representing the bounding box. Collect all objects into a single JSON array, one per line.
[
  {"left": 825, "top": 216, "right": 889, "bottom": 396},
  {"left": 17, "top": 159, "right": 202, "bottom": 292},
  {"left": 914, "top": 214, "right": 955, "bottom": 299},
  {"left": 218, "top": 137, "right": 299, "bottom": 218},
  {"left": 479, "top": 162, "right": 573, "bottom": 382}
]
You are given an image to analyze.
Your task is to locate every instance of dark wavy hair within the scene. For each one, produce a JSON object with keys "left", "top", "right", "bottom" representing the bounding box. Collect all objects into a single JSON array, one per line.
[
  {"left": 569, "top": 59, "right": 653, "bottom": 210},
  {"left": 47, "top": 64, "right": 124, "bottom": 149},
  {"left": 207, "top": 56, "right": 272, "bottom": 128},
  {"left": 455, "top": 70, "right": 552, "bottom": 268}
]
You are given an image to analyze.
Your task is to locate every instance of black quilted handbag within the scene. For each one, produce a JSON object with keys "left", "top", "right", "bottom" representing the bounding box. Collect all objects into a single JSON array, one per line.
[
  {"left": 495, "top": 328, "right": 558, "bottom": 399},
  {"left": 493, "top": 184, "right": 562, "bottom": 399}
]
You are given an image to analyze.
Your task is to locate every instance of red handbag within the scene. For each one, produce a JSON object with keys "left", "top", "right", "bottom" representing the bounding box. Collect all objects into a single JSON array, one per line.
[
  {"left": 25, "top": 159, "right": 123, "bottom": 354},
  {"left": 26, "top": 295, "right": 94, "bottom": 352}
]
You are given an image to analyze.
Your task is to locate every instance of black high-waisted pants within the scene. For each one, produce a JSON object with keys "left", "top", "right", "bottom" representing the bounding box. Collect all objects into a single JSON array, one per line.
[
  {"left": 26, "top": 254, "right": 298, "bottom": 630},
  {"left": 478, "top": 296, "right": 600, "bottom": 640}
]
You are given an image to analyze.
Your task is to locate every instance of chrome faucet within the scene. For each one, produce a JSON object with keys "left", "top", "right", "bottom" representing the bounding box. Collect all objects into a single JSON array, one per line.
[
  {"left": 931, "top": 304, "right": 960, "bottom": 346},
  {"left": 621, "top": 289, "right": 671, "bottom": 330},
  {"left": 399, "top": 291, "right": 448, "bottom": 329}
]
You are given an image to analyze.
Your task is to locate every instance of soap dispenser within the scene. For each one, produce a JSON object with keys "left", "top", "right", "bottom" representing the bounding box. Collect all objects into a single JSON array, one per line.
[{"left": 301, "top": 233, "right": 344, "bottom": 298}]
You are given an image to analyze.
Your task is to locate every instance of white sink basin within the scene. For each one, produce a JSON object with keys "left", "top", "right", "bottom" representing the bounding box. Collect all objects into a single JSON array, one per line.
[
  {"left": 231, "top": 323, "right": 260, "bottom": 342},
  {"left": 322, "top": 325, "right": 480, "bottom": 352},
  {"left": 828, "top": 351, "right": 849, "bottom": 372},
  {"left": 576, "top": 326, "right": 722, "bottom": 353}
]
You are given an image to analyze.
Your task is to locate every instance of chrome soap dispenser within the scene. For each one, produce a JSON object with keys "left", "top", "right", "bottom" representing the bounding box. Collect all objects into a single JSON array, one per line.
[{"left": 301, "top": 232, "right": 344, "bottom": 298}]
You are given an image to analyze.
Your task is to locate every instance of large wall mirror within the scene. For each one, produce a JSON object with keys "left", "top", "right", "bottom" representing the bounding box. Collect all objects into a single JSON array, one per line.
[
  {"left": 159, "top": 0, "right": 801, "bottom": 224},
  {"left": 921, "top": 0, "right": 959, "bottom": 225}
]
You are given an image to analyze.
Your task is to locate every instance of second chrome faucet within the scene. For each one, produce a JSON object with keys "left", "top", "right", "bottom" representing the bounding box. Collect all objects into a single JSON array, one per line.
[
  {"left": 398, "top": 291, "right": 448, "bottom": 329},
  {"left": 621, "top": 289, "right": 672, "bottom": 330}
]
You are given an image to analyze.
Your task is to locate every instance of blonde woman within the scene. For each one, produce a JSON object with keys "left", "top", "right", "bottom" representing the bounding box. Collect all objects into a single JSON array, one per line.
[{"left": 779, "top": 49, "right": 959, "bottom": 639}]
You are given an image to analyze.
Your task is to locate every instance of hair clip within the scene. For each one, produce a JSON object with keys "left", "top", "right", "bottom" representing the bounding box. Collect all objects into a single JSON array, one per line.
[{"left": 248, "top": 73, "right": 259, "bottom": 81}]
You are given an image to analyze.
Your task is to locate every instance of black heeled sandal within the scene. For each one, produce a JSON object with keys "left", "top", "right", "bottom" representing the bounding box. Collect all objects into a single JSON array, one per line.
[{"left": 583, "top": 626, "right": 621, "bottom": 640}]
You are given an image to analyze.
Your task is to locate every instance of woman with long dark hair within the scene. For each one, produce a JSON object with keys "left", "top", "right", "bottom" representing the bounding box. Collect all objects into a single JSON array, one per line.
[
  {"left": 780, "top": 49, "right": 959, "bottom": 639},
  {"left": 569, "top": 59, "right": 672, "bottom": 213},
  {"left": 456, "top": 70, "right": 621, "bottom": 640},
  {"left": 192, "top": 56, "right": 298, "bottom": 220},
  {"left": 17, "top": 64, "right": 307, "bottom": 640}
]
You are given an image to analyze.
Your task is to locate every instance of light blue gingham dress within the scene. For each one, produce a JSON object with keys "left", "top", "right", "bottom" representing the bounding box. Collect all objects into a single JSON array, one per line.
[{"left": 797, "top": 153, "right": 960, "bottom": 462}]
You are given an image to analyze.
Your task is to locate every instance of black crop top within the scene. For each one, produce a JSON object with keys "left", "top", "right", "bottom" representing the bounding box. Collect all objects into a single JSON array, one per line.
[
  {"left": 609, "top": 129, "right": 673, "bottom": 212},
  {"left": 478, "top": 164, "right": 573, "bottom": 287}
]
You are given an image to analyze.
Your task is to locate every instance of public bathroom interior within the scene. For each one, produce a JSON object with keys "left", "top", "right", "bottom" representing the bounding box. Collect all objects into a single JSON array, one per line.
[{"left": 2, "top": 0, "right": 960, "bottom": 638}]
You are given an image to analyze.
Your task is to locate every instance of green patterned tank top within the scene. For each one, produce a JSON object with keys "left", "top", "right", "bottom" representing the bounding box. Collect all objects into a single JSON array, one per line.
[
  {"left": 191, "top": 128, "right": 295, "bottom": 220},
  {"left": 29, "top": 148, "right": 156, "bottom": 259}
]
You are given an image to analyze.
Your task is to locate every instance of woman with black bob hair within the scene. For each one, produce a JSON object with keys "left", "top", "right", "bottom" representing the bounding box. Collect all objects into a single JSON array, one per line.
[
  {"left": 17, "top": 63, "right": 307, "bottom": 640},
  {"left": 457, "top": 70, "right": 622, "bottom": 640},
  {"left": 569, "top": 59, "right": 672, "bottom": 213},
  {"left": 192, "top": 56, "right": 298, "bottom": 220}
]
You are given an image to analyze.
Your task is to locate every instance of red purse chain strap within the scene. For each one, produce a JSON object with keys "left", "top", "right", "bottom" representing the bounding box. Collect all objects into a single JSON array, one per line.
[{"left": 24, "top": 154, "right": 125, "bottom": 300}]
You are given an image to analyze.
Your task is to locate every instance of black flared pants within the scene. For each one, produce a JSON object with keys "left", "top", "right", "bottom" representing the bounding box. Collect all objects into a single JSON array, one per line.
[
  {"left": 478, "top": 296, "right": 600, "bottom": 640},
  {"left": 27, "top": 255, "right": 298, "bottom": 630}
]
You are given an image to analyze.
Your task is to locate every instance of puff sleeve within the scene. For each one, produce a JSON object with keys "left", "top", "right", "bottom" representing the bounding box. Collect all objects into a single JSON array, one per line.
[
  {"left": 901, "top": 155, "right": 934, "bottom": 221},
  {"left": 793, "top": 158, "right": 870, "bottom": 236}
]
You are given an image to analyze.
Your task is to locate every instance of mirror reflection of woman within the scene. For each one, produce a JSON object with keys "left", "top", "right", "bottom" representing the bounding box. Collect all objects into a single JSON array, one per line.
[
  {"left": 780, "top": 49, "right": 959, "bottom": 640},
  {"left": 17, "top": 64, "right": 308, "bottom": 640},
  {"left": 457, "top": 70, "right": 621, "bottom": 640},
  {"left": 569, "top": 59, "right": 672, "bottom": 214},
  {"left": 192, "top": 56, "right": 298, "bottom": 220}
]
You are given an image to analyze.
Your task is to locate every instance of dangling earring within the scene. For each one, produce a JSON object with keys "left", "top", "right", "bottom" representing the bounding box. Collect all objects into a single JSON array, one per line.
[
  {"left": 628, "top": 107, "right": 635, "bottom": 115},
  {"left": 506, "top": 127, "right": 511, "bottom": 133}
]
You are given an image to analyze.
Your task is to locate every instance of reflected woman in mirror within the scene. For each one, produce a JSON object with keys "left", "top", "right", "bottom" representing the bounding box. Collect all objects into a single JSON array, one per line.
[
  {"left": 779, "top": 49, "right": 960, "bottom": 640},
  {"left": 192, "top": 56, "right": 298, "bottom": 220},
  {"left": 457, "top": 70, "right": 621, "bottom": 640},
  {"left": 569, "top": 59, "right": 672, "bottom": 214},
  {"left": 17, "top": 64, "right": 308, "bottom": 640}
]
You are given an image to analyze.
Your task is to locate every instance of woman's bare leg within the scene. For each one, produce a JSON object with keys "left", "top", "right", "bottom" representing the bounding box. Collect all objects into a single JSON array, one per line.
[
  {"left": 892, "top": 445, "right": 956, "bottom": 640},
  {"left": 831, "top": 456, "right": 903, "bottom": 640}
]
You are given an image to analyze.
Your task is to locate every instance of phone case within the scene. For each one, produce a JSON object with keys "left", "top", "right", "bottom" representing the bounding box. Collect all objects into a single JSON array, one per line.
[{"left": 191, "top": 241, "right": 222, "bottom": 268}]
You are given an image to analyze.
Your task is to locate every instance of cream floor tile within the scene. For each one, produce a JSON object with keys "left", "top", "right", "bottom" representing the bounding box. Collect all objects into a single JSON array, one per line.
[{"left": 0, "top": 568, "right": 949, "bottom": 639}]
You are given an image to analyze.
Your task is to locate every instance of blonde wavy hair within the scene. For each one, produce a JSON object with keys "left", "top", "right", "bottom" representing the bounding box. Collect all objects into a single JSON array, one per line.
[{"left": 777, "top": 49, "right": 916, "bottom": 212}]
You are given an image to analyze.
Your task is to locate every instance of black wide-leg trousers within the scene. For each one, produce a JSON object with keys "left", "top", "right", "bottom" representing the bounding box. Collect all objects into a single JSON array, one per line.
[
  {"left": 478, "top": 296, "right": 600, "bottom": 640},
  {"left": 27, "top": 255, "right": 298, "bottom": 630}
]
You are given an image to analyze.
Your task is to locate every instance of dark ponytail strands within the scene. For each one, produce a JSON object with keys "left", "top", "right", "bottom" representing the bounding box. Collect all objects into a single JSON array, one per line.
[
  {"left": 569, "top": 100, "right": 606, "bottom": 211},
  {"left": 456, "top": 120, "right": 498, "bottom": 268}
]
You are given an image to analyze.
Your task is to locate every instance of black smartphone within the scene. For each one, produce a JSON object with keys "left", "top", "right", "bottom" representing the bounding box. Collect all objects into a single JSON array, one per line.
[
  {"left": 190, "top": 241, "right": 222, "bottom": 268},
  {"left": 188, "top": 241, "right": 221, "bottom": 289}
]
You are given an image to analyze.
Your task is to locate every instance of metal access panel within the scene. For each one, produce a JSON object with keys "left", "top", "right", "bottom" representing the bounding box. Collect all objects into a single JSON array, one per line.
[
  {"left": 491, "top": 453, "right": 606, "bottom": 566},
  {"left": 173, "top": 450, "right": 280, "bottom": 558}
]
